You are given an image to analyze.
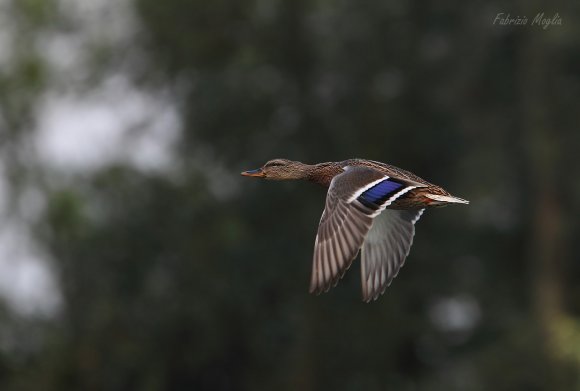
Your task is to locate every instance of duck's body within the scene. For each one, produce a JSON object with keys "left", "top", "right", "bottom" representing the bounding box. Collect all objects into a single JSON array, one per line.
[{"left": 242, "top": 158, "right": 468, "bottom": 302}]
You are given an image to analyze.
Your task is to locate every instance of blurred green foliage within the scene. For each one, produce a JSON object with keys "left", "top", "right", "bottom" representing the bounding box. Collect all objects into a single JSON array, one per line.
[{"left": 1, "top": 0, "right": 580, "bottom": 390}]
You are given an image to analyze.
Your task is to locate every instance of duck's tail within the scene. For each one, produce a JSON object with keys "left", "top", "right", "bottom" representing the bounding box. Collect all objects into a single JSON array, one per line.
[{"left": 425, "top": 193, "right": 469, "bottom": 206}]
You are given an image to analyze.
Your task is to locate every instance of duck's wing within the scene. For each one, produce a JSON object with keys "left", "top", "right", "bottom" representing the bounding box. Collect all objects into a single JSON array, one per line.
[
  {"left": 360, "top": 209, "right": 424, "bottom": 302},
  {"left": 310, "top": 166, "right": 418, "bottom": 295}
]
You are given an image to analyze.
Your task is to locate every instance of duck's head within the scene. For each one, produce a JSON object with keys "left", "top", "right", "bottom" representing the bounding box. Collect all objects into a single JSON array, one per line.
[{"left": 241, "top": 159, "right": 309, "bottom": 180}]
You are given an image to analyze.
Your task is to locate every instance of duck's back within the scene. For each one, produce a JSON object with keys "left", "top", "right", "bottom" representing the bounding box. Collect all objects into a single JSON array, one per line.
[{"left": 342, "top": 159, "right": 433, "bottom": 186}]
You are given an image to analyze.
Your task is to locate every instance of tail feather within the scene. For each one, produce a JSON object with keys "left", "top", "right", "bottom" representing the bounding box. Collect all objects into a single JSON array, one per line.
[{"left": 425, "top": 194, "right": 469, "bottom": 205}]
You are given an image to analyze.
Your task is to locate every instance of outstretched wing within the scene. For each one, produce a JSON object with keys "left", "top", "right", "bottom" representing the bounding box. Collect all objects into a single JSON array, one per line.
[
  {"left": 310, "top": 166, "right": 418, "bottom": 295},
  {"left": 360, "top": 209, "right": 424, "bottom": 302}
]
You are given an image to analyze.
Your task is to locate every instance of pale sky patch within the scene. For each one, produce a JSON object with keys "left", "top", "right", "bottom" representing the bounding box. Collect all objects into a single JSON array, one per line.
[
  {"left": 34, "top": 75, "right": 180, "bottom": 172},
  {"left": 0, "top": 225, "right": 62, "bottom": 317}
]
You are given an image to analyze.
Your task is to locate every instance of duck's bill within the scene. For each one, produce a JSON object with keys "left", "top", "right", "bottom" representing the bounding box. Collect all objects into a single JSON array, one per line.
[{"left": 241, "top": 168, "right": 265, "bottom": 177}]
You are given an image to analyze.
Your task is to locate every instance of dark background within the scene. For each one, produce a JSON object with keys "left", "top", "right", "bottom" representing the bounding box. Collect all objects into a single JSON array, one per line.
[{"left": 1, "top": 0, "right": 579, "bottom": 390}]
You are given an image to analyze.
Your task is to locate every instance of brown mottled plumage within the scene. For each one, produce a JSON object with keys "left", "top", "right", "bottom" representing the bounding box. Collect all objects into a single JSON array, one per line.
[{"left": 242, "top": 158, "right": 468, "bottom": 302}]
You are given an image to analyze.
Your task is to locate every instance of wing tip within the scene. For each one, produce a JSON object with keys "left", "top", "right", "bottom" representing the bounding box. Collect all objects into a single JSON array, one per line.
[{"left": 362, "top": 292, "right": 383, "bottom": 303}]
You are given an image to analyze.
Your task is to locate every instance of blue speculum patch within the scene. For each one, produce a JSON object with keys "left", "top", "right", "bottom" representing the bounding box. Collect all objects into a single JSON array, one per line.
[{"left": 359, "top": 178, "right": 404, "bottom": 207}]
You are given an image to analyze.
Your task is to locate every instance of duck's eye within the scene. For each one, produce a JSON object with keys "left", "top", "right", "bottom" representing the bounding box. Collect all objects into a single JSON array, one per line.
[{"left": 266, "top": 161, "right": 284, "bottom": 167}]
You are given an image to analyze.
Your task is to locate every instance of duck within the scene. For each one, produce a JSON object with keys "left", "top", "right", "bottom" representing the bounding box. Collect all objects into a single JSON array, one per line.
[{"left": 241, "top": 158, "right": 468, "bottom": 302}]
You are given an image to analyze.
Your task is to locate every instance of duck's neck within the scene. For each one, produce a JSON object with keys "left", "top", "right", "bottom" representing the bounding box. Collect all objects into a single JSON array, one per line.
[{"left": 305, "top": 162, "right": 344, "bottom": 187}]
